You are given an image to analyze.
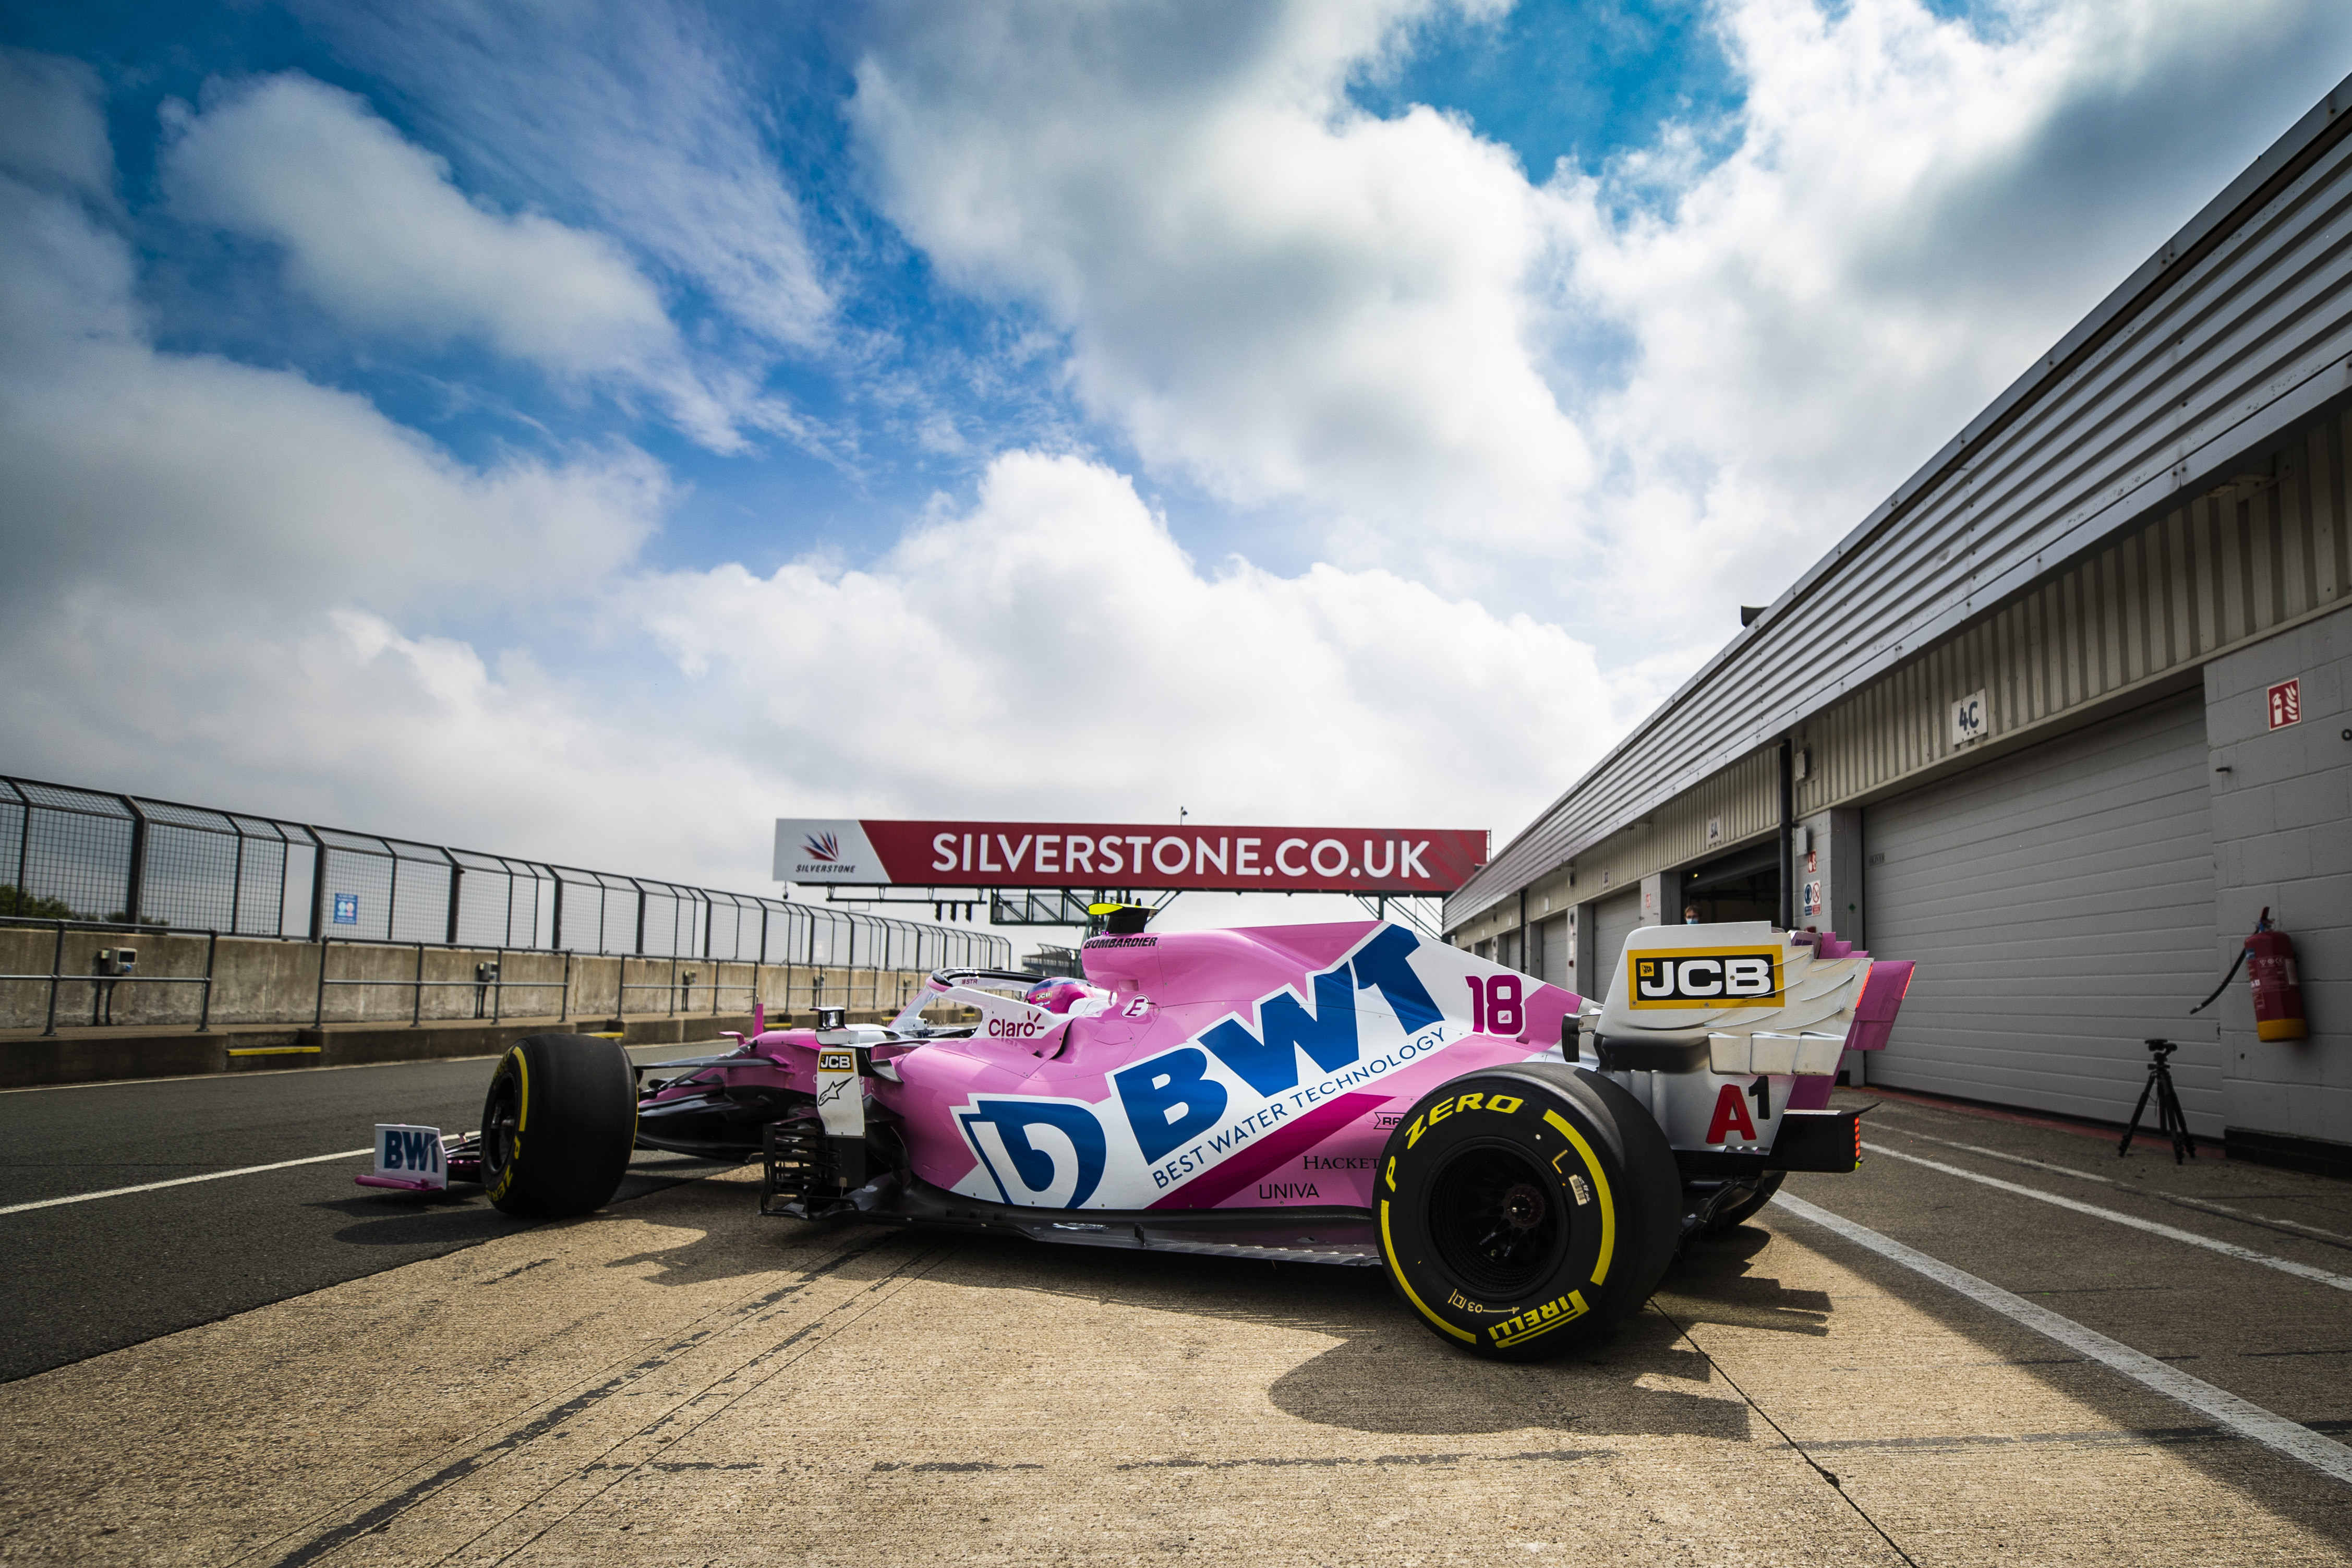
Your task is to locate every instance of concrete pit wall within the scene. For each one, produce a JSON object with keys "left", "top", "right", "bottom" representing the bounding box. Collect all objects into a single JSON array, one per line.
[{"left": 0, "top": 927, "right": 941, "bottom": 1034}]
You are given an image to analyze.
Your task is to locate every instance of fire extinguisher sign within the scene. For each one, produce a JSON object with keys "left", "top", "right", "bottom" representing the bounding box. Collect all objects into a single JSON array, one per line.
[{"left": 2266, "top": 678, "right": 2302, "bottom": 730}]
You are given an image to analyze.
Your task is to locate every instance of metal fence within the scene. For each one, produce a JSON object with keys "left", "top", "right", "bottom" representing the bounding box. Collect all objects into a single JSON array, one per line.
[{"left": 0, "top": 776, "right": 1011, "bottom": 972}]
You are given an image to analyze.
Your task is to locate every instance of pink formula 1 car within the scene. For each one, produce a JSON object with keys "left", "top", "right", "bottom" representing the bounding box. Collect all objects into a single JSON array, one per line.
[{"left": 394, "top": 916, "right": 1909, "bottom": 1359}]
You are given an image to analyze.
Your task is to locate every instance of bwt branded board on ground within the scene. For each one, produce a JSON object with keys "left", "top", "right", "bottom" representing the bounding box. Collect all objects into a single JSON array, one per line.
[{"left": 774, "top": 819, "right": 1489, "bottom": 893}]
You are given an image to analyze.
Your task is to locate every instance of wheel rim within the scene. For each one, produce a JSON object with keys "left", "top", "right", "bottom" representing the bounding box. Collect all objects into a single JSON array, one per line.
[
  {"left": 483, "top": 1070, "right": 521, "bottom": 1179},
  {"left": 1425, "top": 1141, "right": 1565, "bottom": 1298}
]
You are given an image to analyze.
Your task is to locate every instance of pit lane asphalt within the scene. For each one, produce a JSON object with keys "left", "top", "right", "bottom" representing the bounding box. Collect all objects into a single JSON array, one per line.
[
  {"left": 7, "top": 1084, "right": 2350, "bottom": 1567},
  {"left": 0, "top": 1046, "right": 741, "bottom": 1384},
  {"left": 1774, "top": 1095, "right": 2352, "bottom": 1454},
  {"left": 9, "top": 1091, "right": 2342, "bottom": 1568}
]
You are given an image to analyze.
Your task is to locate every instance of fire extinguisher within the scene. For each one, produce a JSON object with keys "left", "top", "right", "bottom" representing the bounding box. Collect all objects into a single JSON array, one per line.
[
  {"left": 2245, "top": 911, "right": 2309, "bottom": 1041},
  {"left": 2190, "top": 907, "right": 2309, "bottom": 1041}
]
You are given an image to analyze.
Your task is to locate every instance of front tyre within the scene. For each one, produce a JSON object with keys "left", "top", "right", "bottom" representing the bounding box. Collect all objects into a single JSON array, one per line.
[
  {"left": 1378, "top": 1062, "right": 1680, "bottom": 1360},
  {"left": 481, "top": 1034, "right": 637, "bottom": 1218}
]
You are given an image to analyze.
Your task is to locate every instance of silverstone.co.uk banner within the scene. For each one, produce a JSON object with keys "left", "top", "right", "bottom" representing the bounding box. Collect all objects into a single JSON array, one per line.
[{"left": 774, "top": 820, "right": 1488, "bottom": 894}]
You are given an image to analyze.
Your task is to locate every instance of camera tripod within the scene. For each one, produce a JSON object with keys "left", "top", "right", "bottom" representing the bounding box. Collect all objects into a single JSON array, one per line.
[{"left": 2119, "top": 1038, "right": 2196, "bottom": 1164}]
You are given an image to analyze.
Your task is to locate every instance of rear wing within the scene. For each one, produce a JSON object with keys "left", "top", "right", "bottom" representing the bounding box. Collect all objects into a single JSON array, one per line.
[{"left": 1583, "top": 921, "right": 1909, "bottom": 1074}]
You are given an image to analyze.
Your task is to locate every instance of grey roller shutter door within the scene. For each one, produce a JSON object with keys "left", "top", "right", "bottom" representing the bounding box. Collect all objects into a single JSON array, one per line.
[
  {"left": 1862, "top": 691, "right": 2218, "bottom": 1133},
  {"left": 1588, "top": 889, "right": 1646, "bottom": 1007},
  {"left": 1536, "top": 914, "right": 1570, "bottom": 987}
]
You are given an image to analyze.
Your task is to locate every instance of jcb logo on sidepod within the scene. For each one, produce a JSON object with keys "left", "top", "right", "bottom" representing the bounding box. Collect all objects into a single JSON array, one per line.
[
  {"left": 1626, "top": 947, "right": 1782, "bottom": 1008},
  {"left": 1404, "top": 1091, "right": 1525, "bottom": 1149}
]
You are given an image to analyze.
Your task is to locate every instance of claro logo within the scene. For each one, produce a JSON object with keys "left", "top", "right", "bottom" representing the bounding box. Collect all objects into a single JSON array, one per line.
[
  {"left": 1626, "top": 947, "right": 1783, "bottom": 1008},
  {"left": 987, "top": 1015, "right": 1050, "bottom": 1039}
]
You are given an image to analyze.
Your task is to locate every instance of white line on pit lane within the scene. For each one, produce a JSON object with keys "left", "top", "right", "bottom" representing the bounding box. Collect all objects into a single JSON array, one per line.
[
  {"left": 1772, "top": 1191, "right": 2352, "bottom": 1487},
  {"left": 0, "top": 1148, "right": 374, "bottom": 1215},
  {"left": 1862, "top": 1141, "right": 2352, "bottom": 1293},
  {"left": 1873, "top": 1121, "right": 2352, "bottom": 1248}
]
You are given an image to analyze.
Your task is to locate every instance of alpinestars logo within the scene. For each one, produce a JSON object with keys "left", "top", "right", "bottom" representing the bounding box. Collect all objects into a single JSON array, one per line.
[{"left": 802, "top": 831, "right": 841, "bottom": 863}]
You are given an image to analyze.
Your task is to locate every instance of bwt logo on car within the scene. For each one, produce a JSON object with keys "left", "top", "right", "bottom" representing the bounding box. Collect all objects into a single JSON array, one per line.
[
  {"left": 1115, "top": 925, "right": 1443, "bottom": 1165},
  {"left": 956, "top": 1100, "right": 1107, "bottom": 1208},
  {"left": 381, "top": 1128, "right": 442, "bottom": 1174},
  {"left": 950, "top": 927, "right": 1452, "bottom": 1207}
]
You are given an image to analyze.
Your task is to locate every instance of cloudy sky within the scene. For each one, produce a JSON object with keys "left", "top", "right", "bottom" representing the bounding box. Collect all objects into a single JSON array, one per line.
[{"left": 3, "top": 0, "right": 2347, "bottom": 930}]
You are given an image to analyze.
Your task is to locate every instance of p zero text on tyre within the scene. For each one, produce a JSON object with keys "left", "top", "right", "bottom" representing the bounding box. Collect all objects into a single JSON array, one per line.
[{"left": 1377, "top": 1062, "right": 1680, "bottom": 1360}]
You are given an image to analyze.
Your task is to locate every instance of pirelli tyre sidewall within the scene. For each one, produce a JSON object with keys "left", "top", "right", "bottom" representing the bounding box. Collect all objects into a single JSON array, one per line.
[
  {"left": 481, "top": 1033, "right": 639, "bottom": 1219},
  {"left": 1378, "top": 1062, "right": 1680, "bottom": 1360}
]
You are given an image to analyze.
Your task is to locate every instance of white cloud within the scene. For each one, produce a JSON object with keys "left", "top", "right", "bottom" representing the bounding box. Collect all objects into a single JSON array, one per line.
[
  {"left": 0, "top": 47, "right": 113, "bottom": 199},
  {"left": 160, "top": 73, "right": 774, "bottom": 452},
  {"left": 0, "top": 167, "right": 738, "bottom": 876},
  {"left": 0, "top": 181, "right": 666, "bottom": 614},
  {"left": 851, "top": 2, "right": 1589, "bottom": 569},
  {"left": 0, "top": 71, "right": 1611, "bottom": 897},
  {"left": 0, "top": 101, "right": 676, "bottom": 828},
  {"left": 11, "top": 0, "right": 2351, "bottom": 913},
  {"left": 293, "top": 0, "right": 831, "bottom": 352},
  {"left": 848, "top": 0, "right": 2352, "bottom": 656},
  {"left": 635, "top": 449, "right": 1612, "bottom": 830},
  {"left": 1548, "top": 0, "right": 2352, "bottom": 641},
  {"left": 163, "top": 75, "right": 666, "bottom": 376}
]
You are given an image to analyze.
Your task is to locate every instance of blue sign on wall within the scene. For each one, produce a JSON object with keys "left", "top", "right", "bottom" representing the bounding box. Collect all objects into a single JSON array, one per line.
[{"left": 332, "top": 893, "right": 359, "bottom": 925}]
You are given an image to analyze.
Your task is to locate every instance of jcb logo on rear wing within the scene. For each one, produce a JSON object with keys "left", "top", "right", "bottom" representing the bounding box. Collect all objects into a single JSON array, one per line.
[{"left": 1626, "top": 947, "right": 1782, "bottom": 1008}]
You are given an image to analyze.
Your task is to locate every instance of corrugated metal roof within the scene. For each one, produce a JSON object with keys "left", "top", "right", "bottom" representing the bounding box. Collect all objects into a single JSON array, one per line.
[{"left": 1450, "top": 72, "right": 2352, "bottom": 930}]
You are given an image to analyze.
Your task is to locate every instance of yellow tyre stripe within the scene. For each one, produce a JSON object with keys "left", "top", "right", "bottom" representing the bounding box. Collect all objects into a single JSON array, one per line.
[
  {"left": 489, "top": 1050, "right": 527, "bottom": 1202},
  {"left": 1543, "top": 1109, "right": 1615, "bottom": 1285},
  {"left": 1379, "top": 1200, "right": 1473, "bottom": 1343}
]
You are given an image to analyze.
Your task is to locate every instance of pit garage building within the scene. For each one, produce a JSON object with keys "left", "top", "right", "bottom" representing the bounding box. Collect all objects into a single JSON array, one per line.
[{"left": 1448, "top": 77, "right": 2352, "bottom": 1176}]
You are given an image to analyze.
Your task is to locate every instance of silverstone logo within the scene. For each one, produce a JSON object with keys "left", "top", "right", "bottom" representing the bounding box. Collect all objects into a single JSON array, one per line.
[
  {"left": 793, "top": 830, "right": 860, "bottom": 876},
  {"left": 774, "top": 820, "right": 878, "bottom": 882}
]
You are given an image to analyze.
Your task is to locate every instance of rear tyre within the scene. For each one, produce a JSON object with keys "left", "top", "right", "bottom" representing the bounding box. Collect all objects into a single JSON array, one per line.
[
  {"left": 1705, "top": 1171, "right": 1786, "bottom": 1233},
  {"left": 481, "top": 1034, "right": 637, "bottom": 1218},
  {"left": 1377, "top": 1062, "right": 1680, "bottom": 1360}
]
